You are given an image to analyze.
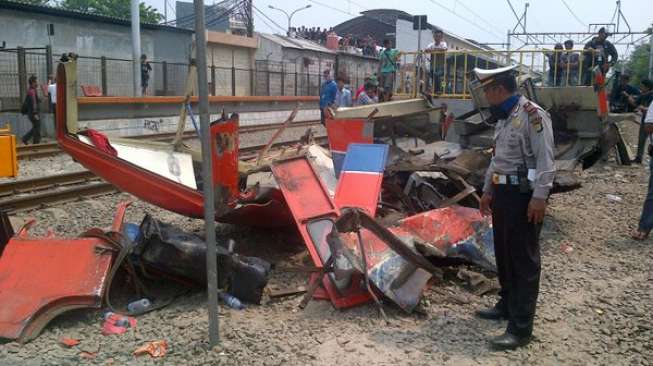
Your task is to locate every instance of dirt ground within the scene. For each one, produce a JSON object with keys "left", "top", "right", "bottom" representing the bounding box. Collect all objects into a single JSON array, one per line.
[{"left": 1, "top": 121, "right": 652, "bottom": 365}]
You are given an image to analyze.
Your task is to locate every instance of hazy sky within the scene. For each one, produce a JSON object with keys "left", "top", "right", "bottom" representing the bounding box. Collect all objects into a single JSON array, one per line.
[{"left": 145, "top": 0, "right": 652, "bottom": 53}]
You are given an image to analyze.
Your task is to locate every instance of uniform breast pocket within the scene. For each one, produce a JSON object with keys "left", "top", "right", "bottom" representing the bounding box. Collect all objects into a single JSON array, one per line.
[{"left": 505, "top": 135, "right": 522, "bottom": 159}]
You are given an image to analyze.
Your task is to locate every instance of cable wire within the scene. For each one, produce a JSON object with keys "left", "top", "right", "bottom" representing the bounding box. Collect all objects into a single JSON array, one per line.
[
  {"left": 427, "top": 0, "right": 505, "bottom": 41},
  {"left": 560, "top": 0, "right": 586, "bottom": 28},
  {"left": 454, "top": 0, "right": 506, "bottom": 36},
  {"left": 252, "top": 4, "right": 288, "bottom": 33}
]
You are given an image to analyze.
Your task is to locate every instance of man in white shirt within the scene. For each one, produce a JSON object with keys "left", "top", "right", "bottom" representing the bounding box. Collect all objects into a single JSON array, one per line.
[
  {"left": 426, "top": 29, "right": 448, "bottom": 94},
  {"left": 632, "top": 99, "right": 653, "bottom": 241},
  {"left": 335, "top": 74, "right": 352, "bottom": 108},
  {"left": 47, "top": 76, "right": 57, "bottom": 119}
]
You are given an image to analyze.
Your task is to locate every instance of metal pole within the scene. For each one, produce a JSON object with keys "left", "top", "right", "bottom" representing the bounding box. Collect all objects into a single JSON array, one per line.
[
  {"left": 194, "top": 0, "right": 220, "bottom": 346},
  {"left": 131, "top": 0, "right": 142, "bottom": 96},
  {"left": 416, "top": 17, "right": 422, "bottom": 97},
  {"left": 648, "top": 24, "right": 653, "bottom": 79},
  {"left": 246, "top": 0, "right": 254, "bottom": 37}
]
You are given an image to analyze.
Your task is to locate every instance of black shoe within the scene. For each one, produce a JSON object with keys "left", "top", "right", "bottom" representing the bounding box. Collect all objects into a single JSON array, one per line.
[
  {"left": 489, "top": 332, "right": 531, "bottom": 350},
  {"left": 475, "top": 306, "right": 507, "bottom": 320},
  {"left": 632, "top": 157, "right": 642, "bottom": 164}
]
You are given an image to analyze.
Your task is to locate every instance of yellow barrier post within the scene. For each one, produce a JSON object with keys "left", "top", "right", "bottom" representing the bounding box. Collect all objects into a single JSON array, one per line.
[{"left": 0, "top": 123, "right": 18, "bottom": 178}]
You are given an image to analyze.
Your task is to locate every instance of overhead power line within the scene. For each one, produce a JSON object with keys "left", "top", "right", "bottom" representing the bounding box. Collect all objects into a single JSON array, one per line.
[
  {"left": 560, "top": 0, "right": 586, "bottom": 28},
  {"left": 251, "top": 4, "right": 288, "bottom": 33},
  {"left": 427, "top": 0, "right": 505, "bottom": 41},
  {"left": 307, "top": 0, "right": 356, "bottom": 16},
  {"left": 454, "top": 0, "right": 506, "bottom": 36}
]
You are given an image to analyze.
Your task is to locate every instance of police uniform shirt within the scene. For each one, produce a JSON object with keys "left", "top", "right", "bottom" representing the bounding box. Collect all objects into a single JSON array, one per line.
[{"left": 482, "top": 96, "right": 556, "bottom": 199}]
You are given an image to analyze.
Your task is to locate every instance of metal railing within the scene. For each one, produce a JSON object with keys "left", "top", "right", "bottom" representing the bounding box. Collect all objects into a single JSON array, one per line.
[
  {"left": 0, "top": 46, "right": 381, "bottom": 112},
  {"left": 394, "top": 49, "right": 600, "bottom": 99}
]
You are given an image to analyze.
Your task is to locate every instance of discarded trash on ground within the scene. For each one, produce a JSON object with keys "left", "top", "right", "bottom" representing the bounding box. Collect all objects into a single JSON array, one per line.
[
  {"left": 59, "top": 337, "right": 81, "bottom": 348},
  {"left": 102, "top": 312, "right": 137, "bottom": 336},
  {"left": 135, "top": 214, "right": 271, "bottom": 304},
  {"left": 133, "top": 340, "right": 168, "bottom": 358}
]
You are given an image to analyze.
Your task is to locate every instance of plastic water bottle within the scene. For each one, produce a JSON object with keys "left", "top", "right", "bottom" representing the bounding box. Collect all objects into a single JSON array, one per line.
[
  {"left": 127, "top": 298, "right": 151, "bottom": 314},
  {"left": 219, "top": 292, "right": 245, "bottom": 310}
]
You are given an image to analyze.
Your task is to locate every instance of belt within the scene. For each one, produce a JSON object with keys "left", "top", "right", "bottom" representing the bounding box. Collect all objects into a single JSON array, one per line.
[{"left": 492, "top": 173, "right": 520, "bottom": 185}]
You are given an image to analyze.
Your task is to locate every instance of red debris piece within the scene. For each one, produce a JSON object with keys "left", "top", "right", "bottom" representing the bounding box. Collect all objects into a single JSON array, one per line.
[
  {"left": 0, "top": 202, "right": 130, "bottom": 343},
  {"left": 101, "top": 314, "right": 137, "bottom": 335},
  {"left": 134, "top": 340, "right": 168, "bottom": 358},
  {"left": 59, "top": 337, "right": 80, "bottom": 347}
]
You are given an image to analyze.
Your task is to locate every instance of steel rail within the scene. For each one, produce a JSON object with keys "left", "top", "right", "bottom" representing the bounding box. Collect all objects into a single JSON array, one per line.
[{"left": 3, "top": 135, "right": 328, "bottom": 213}]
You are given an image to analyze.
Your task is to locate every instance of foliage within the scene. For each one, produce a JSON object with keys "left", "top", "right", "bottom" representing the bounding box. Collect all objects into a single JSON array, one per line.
[
  {"left": 59, "top": 0, "right": 162, "bottom": 23},
  {"left": 623, "top": 42, "right": 652, "bottom": 85}
]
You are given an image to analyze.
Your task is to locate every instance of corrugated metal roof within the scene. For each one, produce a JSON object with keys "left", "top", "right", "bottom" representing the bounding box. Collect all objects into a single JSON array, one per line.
[
  {"left": 0, "top": 0, "right": 193, "bottom": 33},
  {"left": 258, "top": 33, "right": 335, "bottom": 54}
]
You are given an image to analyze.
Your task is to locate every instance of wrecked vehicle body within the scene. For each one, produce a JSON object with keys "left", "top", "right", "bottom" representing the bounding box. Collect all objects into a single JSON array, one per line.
[{"left": 55, "top": 61, "right": 300, "bottom": 228}]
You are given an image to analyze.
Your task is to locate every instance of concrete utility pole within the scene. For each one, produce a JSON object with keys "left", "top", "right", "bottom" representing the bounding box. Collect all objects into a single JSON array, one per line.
[
  {"left": 193, "top": 0, "right": 220, "bottom": 347},
  {"left": 268, "top": 4, "right": 311, "bottom": 36},
  {"left": 649, "top": 23, "right": 653, "bottom": 79},
  {"left": 131, "top": 0, "right": 142, "bottom": 96}
]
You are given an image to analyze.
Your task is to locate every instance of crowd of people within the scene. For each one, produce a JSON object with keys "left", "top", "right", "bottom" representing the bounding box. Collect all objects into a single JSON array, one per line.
[
  {"left": 289, "top": 26, "right": 331, "bottom": 44},
  {"left": 318, "top": 38, "right": 403, "bottom": 124},
  {"left": 290, "top": 26, "right": 379, "bottom": 57},
  {"left": 545, "top": 27, "right": 619, "bottom": 87}
]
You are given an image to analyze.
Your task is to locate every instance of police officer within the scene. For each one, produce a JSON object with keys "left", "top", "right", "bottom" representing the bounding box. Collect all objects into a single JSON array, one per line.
[{"left": 475, "top": 66, "right": 555, "bottom": 350}]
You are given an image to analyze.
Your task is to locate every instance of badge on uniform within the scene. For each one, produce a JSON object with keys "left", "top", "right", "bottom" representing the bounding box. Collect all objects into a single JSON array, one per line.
[
  {"left": 530, "top": 116, "right": 543, "bottom": 133},
  {"left": 511, "top": 116, "right": 522, "bottom": 128},
  {"left": 525, "top": 102, "right": 544, "bottom": 133}
]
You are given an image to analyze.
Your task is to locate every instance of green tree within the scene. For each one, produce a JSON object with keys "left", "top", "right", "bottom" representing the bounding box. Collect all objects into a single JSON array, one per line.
[
  {"left": 622, "top": 29, "right": 652, "bottom": 85},
  {"left": 60, "top": 0, "right": 162, "bottom": 23}
]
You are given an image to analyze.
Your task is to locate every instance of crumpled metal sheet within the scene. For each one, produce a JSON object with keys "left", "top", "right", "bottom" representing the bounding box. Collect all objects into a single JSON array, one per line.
[
  {"left": 395, "top": 206, "right": 495, "bottom": 272},
  {"left": 336, "top": 205, "right": 495, "bottom": 312}
]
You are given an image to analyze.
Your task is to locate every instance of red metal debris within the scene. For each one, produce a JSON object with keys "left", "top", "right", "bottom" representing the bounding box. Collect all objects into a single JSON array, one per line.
[
  {"left": 271, "top": 156, "right": 371, "bottom": 309},
  {"left": 0, "top": 202, "right": 130, "bottom": 343},
  {"left": 54, "top": 63, "right": 292, "bottom": 228}
]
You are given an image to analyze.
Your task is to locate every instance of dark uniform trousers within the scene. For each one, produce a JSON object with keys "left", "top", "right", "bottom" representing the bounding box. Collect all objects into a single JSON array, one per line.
[{"left": 491, "top": 183, "right": 541, "bottom": 337}]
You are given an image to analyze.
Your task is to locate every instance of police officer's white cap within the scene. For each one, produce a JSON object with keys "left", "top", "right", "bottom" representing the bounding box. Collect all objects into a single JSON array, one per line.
[{"left": 473, "top": 65, "right": 517, "bottom": 86}]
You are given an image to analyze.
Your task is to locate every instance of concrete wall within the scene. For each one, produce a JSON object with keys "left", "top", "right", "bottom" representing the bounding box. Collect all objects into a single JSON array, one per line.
[
  {"left": 0, "top": 108, "right": 320, "bottom": 141},
  {"left": 255, "top": 37, "right": 284, "bottom": 63},
  {"left": 335, "top": 52, "right": 379, "bottom": 88},
  {"left": 208, "top": 45, "right": 254, "bottom": 96},
  {"left": 0, "top": 8, "right": 192, "bottom": 63}
]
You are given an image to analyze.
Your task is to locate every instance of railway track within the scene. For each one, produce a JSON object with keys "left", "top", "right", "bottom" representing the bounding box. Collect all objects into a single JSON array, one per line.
[
  {"left": 1, "top": 135, "right": 328, "bottom": 214},
  {"left": 16, "top": 119, "right": 322, "bottom": 160}
]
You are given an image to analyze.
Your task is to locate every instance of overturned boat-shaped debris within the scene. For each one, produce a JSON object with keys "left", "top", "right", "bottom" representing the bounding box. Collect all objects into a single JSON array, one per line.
[{"left": 55, "top": 61, "right": 293, "bottom": 227}]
